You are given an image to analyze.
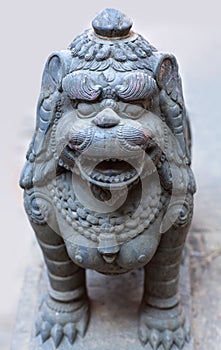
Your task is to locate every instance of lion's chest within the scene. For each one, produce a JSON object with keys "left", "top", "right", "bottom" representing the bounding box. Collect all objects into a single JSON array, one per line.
[
  {"left": 46, "top": 173, "right": 165, "bottom": 273},
  {"left": 64, "top": 221, "right": 162, "bottom": 274}
]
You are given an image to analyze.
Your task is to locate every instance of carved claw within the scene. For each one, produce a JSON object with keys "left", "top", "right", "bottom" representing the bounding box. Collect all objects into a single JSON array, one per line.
[
  {"left": 36, "top": 319, "right": 79, "bottom": 348},
  {"left": 35, "top": 297, "right": 90, "bottom": 348},
  {"left": 161, "top": 330, "right": 173, "bottom": 350},
  {"left": 76, "top": 305, "right": 90, "bottom": 337},
  {"left": 174, "top": 327, "right": 185, "bottom": 349},
  {"left": 138, "top": 325, "right": 188, "bottom": 350},
  {"left": 138, "top": 304, "right": 189, "bottom": 349},
  {"left": 184, "top": 321, "right": 191, "bottom": 342},
  {"left": 149, "top": 329, "right": 161, "bottom": 350},
  {"left": 51, "top": 324, "right": 63, "bottom": 348},
  {"left": 138, "top": 323, "right": 149, "bottom": 345},
  {"left": 35, "top": 318, "right": 42, "bottom": 337},
  {"left": 63, "top": 323, "right": 77, "bottom": 345},
  {"left": 41, "top": 321, "right": 51, "bottom": 343},
  {"left": 174, "top": 321, "right": 190, "bottom": 348}
]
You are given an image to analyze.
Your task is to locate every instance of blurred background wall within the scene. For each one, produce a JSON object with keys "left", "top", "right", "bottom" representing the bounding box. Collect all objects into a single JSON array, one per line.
[{"left": 0, "top": 0, "right": 220, "bottom": 348}]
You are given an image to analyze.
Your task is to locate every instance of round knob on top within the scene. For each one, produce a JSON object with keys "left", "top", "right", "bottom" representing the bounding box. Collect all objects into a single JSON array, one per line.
[{"left": 92, "top": 8, "right": 133, "bottom": 38}]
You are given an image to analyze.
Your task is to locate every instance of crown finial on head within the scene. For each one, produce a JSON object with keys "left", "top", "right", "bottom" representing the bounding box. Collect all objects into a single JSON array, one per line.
[{"left": 92, "top": 8, "right": 133, "bottom": 38}]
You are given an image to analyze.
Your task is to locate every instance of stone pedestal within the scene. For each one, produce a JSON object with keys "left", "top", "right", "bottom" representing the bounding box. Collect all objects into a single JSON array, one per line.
[{"left": 11, "top": 244, "right": 194, "bottom": 350}]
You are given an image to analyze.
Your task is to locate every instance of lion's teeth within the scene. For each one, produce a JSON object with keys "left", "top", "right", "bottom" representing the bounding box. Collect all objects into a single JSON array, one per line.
[
  {"left": 120, "top": 175, "right": 125, "bottom": 182},
  {"left": 103, "top": 175, "right": 110, "bottom": 183},
  {"left": 91, "top": 172, "right": 97, "bottom": 180},
  {"left": 97, "top": 174, "right": 104, "bottom": 181},
  {"left": 74, "top": 167, "right": 138, "bottom": 185}
]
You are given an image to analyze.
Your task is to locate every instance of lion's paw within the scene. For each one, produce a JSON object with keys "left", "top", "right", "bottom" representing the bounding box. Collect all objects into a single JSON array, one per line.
[
  {"left": 35, "top": 296, "right": 90, "bottom": 348},
  {"left": 138, "top": 304, "right": 190, "bottom": 350}
]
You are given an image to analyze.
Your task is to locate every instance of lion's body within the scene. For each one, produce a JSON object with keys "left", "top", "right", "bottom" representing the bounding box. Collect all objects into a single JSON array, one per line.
[{"left": 20, "top": 8, "right": 195, "bottom": 350}]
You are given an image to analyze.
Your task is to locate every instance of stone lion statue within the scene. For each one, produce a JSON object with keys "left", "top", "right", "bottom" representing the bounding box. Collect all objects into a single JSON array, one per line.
[{"left": 20, "top": 8, "right": 196, "bottom": 350}]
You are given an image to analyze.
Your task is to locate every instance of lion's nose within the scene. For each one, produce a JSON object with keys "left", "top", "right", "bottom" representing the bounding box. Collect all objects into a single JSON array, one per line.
[{"left": 93, "top": 108, "right": 120, "bottom": 128}]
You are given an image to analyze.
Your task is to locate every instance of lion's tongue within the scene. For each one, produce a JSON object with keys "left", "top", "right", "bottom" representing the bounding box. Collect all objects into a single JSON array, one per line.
[
  {"left": 95, "top": 160, "right": 134, "bottom": 176},
  {"left": 89, "top": 160, "right": 137, "bottom": 184}
]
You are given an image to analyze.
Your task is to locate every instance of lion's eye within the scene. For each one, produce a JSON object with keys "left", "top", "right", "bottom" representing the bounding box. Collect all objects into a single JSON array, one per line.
[
  {"left": 121, "top": 104, "right": 145, "bottom": 119},
  {"left": 77, "top": 103, "right": 97, "bottom": 118}
]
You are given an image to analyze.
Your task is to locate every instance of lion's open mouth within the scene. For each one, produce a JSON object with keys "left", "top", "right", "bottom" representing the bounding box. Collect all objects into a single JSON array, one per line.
[{"left": 74, "top": 158, "right": 141, "bottom": 188}]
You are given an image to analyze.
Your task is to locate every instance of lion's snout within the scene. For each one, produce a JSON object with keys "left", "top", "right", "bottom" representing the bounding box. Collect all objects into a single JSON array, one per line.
[
  {"left": 68, "top": 121, "right": 154, "bottom": 156},
  {"left": 92, "top": 108, "right": 120, "bottom": 128}
]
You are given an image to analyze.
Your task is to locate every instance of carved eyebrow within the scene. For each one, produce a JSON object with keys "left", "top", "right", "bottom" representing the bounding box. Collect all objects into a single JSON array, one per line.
[
  {"left": 116, "top": 72, "right": 157, "bottom": 101},
  {"left": 62, "top": 72, "right": 102, "bottom": 101}
]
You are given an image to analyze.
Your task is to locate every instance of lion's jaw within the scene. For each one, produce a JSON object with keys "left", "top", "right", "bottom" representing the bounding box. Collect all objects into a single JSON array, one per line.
[{"left": 57, "top": 112, "right": 162, "bottom": 190}]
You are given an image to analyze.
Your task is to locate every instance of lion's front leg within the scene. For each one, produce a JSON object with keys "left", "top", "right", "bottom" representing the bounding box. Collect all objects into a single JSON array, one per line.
[
  {"left": 32, "top": 221, "right": 89, "bottom": 348},
  {"left": 139, "top": 223, "right": 191, "bottom": 350},
  {"left": 24, "top": 190, "right": 90, "bottom": 348}
]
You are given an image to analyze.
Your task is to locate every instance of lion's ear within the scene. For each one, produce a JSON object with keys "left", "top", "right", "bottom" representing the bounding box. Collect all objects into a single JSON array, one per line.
[
  {"left": 41, "top": 50, "right": 72, "bottom": 95},
  {"left": 155, "top": 54, "right": 184, "bottom": 109},
  {"left": 155, "top": 54, "right": 179, "bottom": 91},
  {"left": 155, "top": 54, "right": 192, "bottom": 160},
  {"left": 33, "top": 51, "right": 72, "bottom": 158}
]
